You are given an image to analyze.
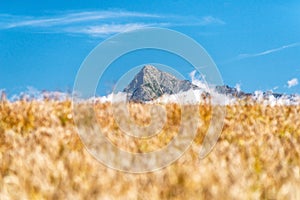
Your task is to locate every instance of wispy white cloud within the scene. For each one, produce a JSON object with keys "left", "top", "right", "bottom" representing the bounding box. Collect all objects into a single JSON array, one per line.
[
  {"left": 287, "top": 78, "right": 298, "bottom": 88},
  {"left": 200, "top": 16, "right": 226, "bottom": 25},
  {"left": 237, "top": 43, "right": 300, "bottom": 60},
  {"left": 234, "top": 83, "right": 241, "bottom": 92},
  {"left": 164, "top": 15, "right": 225, "bottom": 27},
  {"left": 0, "top": 11, "right": 225, "bottom": 37},
  {"left": 1, "top": 11, "right": 160, "bottom": 29},
  {"left": 65, "top": 23, "right": 168, "bottom": 37}
]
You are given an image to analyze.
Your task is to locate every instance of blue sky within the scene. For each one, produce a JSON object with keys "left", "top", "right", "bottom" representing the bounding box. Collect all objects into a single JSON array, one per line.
[{"left": 0, "top": 0, "right": 299, "bottom": 96}]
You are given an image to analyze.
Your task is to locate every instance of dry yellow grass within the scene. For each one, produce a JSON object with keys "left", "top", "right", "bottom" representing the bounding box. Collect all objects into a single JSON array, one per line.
[{"left": 1, "top": 99, "right": 300, "bottom": 199}]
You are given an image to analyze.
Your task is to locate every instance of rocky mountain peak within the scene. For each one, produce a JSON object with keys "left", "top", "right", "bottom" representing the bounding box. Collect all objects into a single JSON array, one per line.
[{"left": 123, "top": 65, "right": 198, "bottom": 102}]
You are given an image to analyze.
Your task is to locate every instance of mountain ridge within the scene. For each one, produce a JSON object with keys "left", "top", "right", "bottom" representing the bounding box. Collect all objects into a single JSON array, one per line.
[{"left": 123, "top": 65, "right": 297, "bottom": 102}]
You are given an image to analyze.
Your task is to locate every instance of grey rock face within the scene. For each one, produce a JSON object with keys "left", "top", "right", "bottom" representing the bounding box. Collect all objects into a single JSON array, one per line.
[
  {"left": 262, "top": 91, "right": 283, "bottom": 98},
  {"left": 215, "top": 86, "right": 288, "bottom": 99},
  {"left": 215, "top": 85, "right": 251, "bottom": 98},
  {"left": 124, "top": 65, "right": 198, "bottom": 102}
]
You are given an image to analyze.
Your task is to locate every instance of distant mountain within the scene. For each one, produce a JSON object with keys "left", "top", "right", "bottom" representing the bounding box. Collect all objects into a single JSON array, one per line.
[
  {"left": 123, "top": 65, "right": 294, "bottom": 102},
  {"left": 123, "top": 65, "right": 198, "bottom": 102}
]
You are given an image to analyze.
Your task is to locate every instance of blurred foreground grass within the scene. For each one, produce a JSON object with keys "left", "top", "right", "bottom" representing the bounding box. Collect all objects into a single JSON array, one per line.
[{"left": 1, "top": 99, "right": 300, "bottom": 199}]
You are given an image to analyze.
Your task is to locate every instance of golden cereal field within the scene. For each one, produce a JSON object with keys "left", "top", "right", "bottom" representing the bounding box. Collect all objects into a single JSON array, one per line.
[{"left": 1, "top": 99, "right": 300, "bottom": 199}]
